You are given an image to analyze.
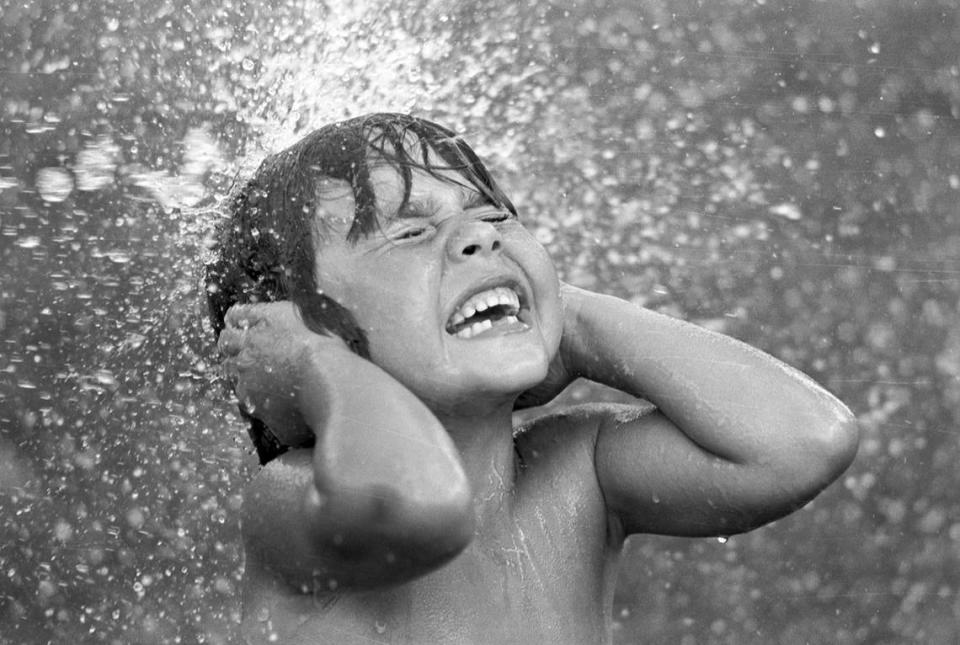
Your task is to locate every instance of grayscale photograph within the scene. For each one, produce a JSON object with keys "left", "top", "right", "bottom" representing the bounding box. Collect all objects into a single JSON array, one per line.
[{"left": 1, "top": 1, "right": 957, "bottom": 643}]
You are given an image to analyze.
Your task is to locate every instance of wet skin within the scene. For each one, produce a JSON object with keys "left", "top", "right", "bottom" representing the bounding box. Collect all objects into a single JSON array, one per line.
[
  {"left": 242, "top": 412, "right": 621, "bottom": 645},
  {"left": 220, "top": 163, "right": 860, "bottom": 644},
  {"left": 309, "top": 167, "right": 564, "bottom": 417}
]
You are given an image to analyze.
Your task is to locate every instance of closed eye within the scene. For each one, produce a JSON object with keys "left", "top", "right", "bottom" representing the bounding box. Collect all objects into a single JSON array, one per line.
[
  {"left": 395, "top": 227, "right": 428, "bottom": 240},
  {"left": 481, "top": 211, "right": 516, "bottom": 224}
]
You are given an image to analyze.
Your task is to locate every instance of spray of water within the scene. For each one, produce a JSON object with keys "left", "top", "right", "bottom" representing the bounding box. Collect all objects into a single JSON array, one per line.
[{"left": 14, "top": 2, "right": 917, "bottom": 643}]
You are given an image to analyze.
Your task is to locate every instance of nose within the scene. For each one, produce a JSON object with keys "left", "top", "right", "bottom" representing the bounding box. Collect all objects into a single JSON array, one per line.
[{"left": 445, "top": 220, "right": 502, "bottom": 262}]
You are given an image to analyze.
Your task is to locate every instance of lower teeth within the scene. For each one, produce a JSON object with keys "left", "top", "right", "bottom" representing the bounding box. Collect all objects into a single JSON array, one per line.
[{"left": 454, "top": 315, "right": 521, "bottom": 339}]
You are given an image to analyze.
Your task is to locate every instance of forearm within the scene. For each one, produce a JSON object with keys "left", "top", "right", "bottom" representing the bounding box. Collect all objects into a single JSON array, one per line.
[
  {"left": 565, "top": 286, "right": 858, "bottom": 469},
  {"left": 299, "top": 349, "right": 473, "bottom": 545},
  {"left": 255, "top": 350, "right": 474, "bottom": 587},
  {"left": 245, "top": 446, "right": 471, "bottom": 591},
  {"left": 221, "top": 301, "right": 474, "bottom": 586}
]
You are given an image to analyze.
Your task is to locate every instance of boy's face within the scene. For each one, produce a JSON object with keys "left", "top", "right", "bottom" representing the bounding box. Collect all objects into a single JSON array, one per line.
[{"left": 311, "top": 163, "right": 562, "bottom": 415}]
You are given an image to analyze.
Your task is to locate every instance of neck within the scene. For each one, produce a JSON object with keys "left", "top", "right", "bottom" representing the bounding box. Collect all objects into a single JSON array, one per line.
[{"left": 434, "top": 402, "right": 518, "bottom": 524}]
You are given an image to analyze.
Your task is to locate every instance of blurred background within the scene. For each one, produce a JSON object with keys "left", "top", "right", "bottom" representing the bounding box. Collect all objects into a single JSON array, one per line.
[{"left": 1, "top": 0, "right": 958, "bottom": 643}]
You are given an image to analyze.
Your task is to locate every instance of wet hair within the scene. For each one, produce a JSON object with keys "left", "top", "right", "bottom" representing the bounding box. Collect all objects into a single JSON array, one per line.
[{"left": 205, "top": 112, "right": 516, "bottom": 464}]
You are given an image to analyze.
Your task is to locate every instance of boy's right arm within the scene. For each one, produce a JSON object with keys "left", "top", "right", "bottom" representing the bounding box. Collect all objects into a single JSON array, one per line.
[{"left": 219, "top": 303, "right": 474, "bottom": 591}]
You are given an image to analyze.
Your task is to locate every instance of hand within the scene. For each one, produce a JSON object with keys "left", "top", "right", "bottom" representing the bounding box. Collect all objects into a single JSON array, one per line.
[
  {"left": 218, "top": 301, "right": 348, "bottom": 446},
  {"left": 514, "top": 283, "right": 584, "bottom": 409}
]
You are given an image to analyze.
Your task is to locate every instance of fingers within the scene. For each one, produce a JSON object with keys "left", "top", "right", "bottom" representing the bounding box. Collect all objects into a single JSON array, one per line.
[
  {"left": 224, "top": 303, "right": 260, "bottom": 331},
  {"left": 218, "top": 300, "right": 303, "bottom": 359},
  {"left": 217, "top": 325, "right": 269, "bottom": 362},
  {"left": 219, "top": 306, "right": 261, "bottom": 358},
  {"left": 224, "top": 301, "right": 300, "bottom": 331},
  {"left": 218, "top": 341, "right": 257, "bottom": 390},
  {"left": 217, "top": 325, "right": 242, "bottom": 357}
]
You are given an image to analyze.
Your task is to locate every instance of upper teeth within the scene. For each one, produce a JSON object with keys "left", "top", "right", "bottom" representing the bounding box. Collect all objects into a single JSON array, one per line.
[{"left": 448, "top": 286, "right": 520, "bottom": 329}]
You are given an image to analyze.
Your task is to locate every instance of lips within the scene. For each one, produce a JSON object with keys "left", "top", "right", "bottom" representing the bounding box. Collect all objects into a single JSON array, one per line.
[{"left": 445, "top": 282, "right": 529, "bottom": 339}]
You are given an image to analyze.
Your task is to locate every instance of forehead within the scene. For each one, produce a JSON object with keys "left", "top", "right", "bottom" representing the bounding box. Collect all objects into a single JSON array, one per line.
[{"left": 314, "top": 164, "right": 479, "bottom": 235}]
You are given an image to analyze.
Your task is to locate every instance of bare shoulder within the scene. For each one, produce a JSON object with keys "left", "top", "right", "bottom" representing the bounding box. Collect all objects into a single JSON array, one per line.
[
  {"left": 510, "top": 401, "right": 656, "bottom": 548},
  {"left": 514, "top": 400, "right": 657, "bottom": 457},
  {"left": 512, "top": 400, "right": 657, "bottom": 494}
]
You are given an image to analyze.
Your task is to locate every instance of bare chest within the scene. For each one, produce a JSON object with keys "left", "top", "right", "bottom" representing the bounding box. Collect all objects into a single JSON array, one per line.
[{"left": 245, "top": 505, "right": 618, "bottom": 645}]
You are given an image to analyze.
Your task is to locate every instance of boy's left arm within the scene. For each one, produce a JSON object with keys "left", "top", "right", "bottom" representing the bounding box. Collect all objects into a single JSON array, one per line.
[{"left": 554, "top": 284, "right": 860, "bottom": 538}]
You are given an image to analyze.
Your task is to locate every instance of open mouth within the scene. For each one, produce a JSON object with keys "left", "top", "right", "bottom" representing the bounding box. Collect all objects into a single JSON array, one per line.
[{"left": 445, "top": 285, "right": 529, "bottom": 339}]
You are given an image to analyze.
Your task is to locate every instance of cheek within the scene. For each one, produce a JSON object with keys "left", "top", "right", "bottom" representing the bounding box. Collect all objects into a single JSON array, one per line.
[
  {"left": 526, "top": 251, "right": 564, "bottom": 354},
  {"left": 350, "top": 272, "right": 440, "bottom": 344},
  {"left": 520, "top": 240, "right": 561, "bottom": 307},
  {"left": 514, "top": 232, "right": 557, "bottom": 279}
]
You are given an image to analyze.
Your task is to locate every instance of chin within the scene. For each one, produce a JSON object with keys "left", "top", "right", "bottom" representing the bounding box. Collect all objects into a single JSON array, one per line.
[{"left": 464, "top": 352, "right": 549, "bottom": 398}]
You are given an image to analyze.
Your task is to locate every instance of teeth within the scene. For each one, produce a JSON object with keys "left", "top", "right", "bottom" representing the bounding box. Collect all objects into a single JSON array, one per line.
[
  {"left": 450, "top": 286, "right": 520, "bottom": 328},
  {"left": 453, "top": 314, "right": 524, "bottom": 339}
]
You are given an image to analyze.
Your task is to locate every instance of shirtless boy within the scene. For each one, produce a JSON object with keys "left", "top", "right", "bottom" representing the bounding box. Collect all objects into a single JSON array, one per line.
[{"left": 207, "top": 113, "right": 859, "bottom": 644}]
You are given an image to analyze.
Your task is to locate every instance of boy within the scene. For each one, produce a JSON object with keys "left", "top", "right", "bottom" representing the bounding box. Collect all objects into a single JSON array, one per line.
[{"left": 207, "top": 113, "right": 859, "bottom": 644}]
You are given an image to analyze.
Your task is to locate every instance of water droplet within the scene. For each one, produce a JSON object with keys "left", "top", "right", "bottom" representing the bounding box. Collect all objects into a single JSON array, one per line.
[
  {"left": 75, "top": 137, "right": 119, "bottom": 191},
  {"left": 106, "top": 250, "right": 131, "bottom": 264},
  {"left": 15, "top": 236, "right": 42, "bottom": 249},
  {"left": 769, "top": 203, "right": 803, "bottom": 221},
  {"left": 874, "top": 127, "right": 886, "bottom": 138},
  {"left": 35, "top": 167, "right": 74, "bottom": 203},
  {"left": 717, "top": 536, "right": 729, "bottom": 544},
  {"left": 38, "top": 580, "right": 57, "bottom": 598},
  {"left": 54, "top": 520, "right": 73, "bottom": 542},
  {"left": 307, "top": 487, "right": 328, "bottom": 511},
  {"left": 126, "top": 508, "right": 145, "bottom": 529},
  {"left": 94, "top": 370, "right": 117, "bottom": 387},
  {"left": 375, "top": 621, "right": 387, "bottom": 634},
  {"left": 868, "top": 42, "right": 880, "bottom": 54}
]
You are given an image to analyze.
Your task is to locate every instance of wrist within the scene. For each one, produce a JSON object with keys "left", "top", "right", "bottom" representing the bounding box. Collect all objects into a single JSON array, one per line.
[
  {"left": 558, "top": 285, "right": 641, "bottom": 386},
  {"left": 289, "top": 337, "right": 355, "bottom": 427},
  {"left": 556, "top": 283, "right": 593, "bottom": 380}
]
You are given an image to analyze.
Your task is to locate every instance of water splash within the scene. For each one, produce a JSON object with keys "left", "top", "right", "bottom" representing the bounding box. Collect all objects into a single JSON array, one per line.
[
  {"left": 75, "top": 136, "right": 121, "bottom": 192},
  {"left": 7, "top": 3, "right": 957, "bottom": 645},
  {"left": 35, "top": 167, "right": 74, "bottom": 202},
  {"left": 239, "top": 0, "right": 456, "bottom": 149},
  {"left": 233, "top": 0, "right": 559, "bottom": 180}
]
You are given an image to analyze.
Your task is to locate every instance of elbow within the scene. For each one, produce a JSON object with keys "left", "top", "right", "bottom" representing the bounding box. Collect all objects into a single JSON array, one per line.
[
  {"left": 339, "top": 475, "right": 474, "bottom": 569},
  {"left": 428, "top": 497, "right": 475, "bottom": 563},
  {"left": 389, "top": 479, "right": 475, "bottom": 563},
  {"left": 399, "top": 453, "right": 476, "bottom": 561},
  {"left": 346, "top": 483, "right": 474, "bottom": 587},
  {"left": 300, "top": 482, "right": 474, "bottom": 590},
  {"left": 789, "top": 408, "right": 860, "bottom": 495},
  {"left": 734, "top": 414, "right": 860, "bottom": 533},
  {"left": 818, "top": 409, "right": 861, "bottom": 480}
]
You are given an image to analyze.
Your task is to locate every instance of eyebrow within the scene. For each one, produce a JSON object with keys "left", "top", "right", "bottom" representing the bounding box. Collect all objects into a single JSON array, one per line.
[
  {"left": 463, "top": 190, "right": 492, "bottom": 209},
  {"left": 393, "top": 187, "right": 493, "bottom": 220},
  {"left": 395, "top": 196, "right": 439, "bottom": 220}
]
